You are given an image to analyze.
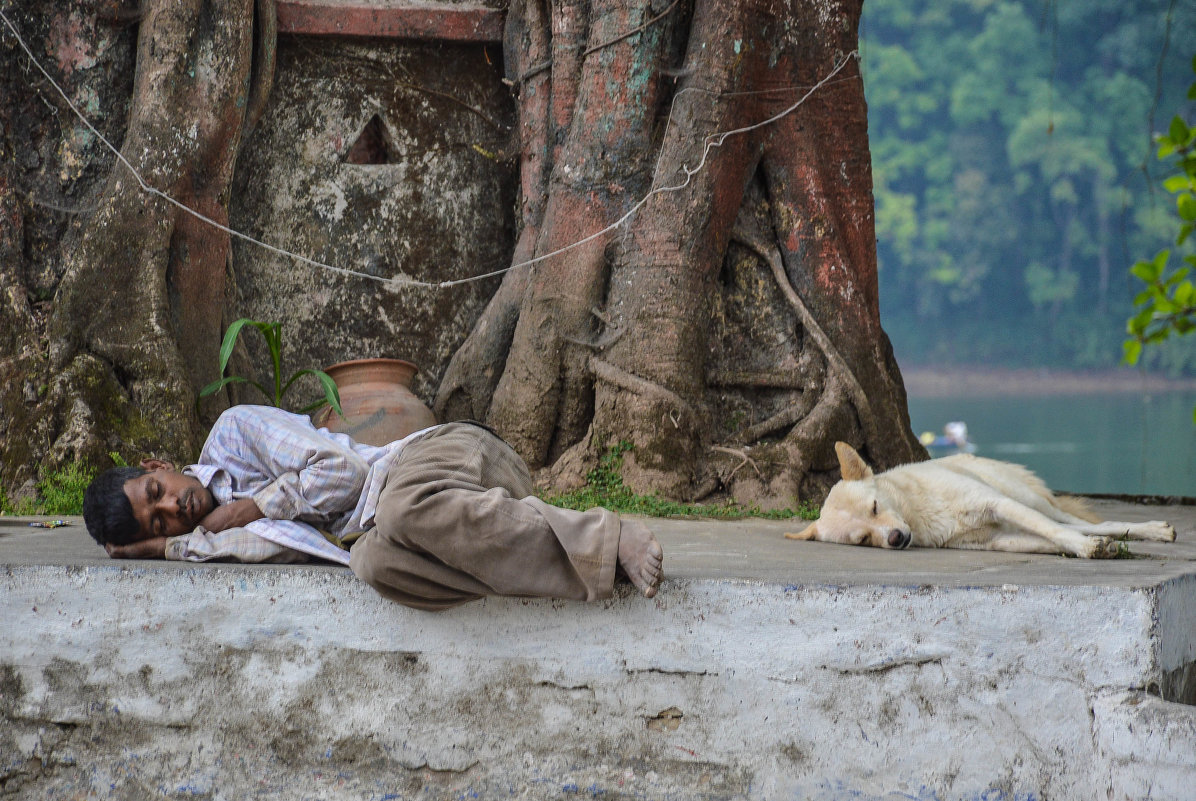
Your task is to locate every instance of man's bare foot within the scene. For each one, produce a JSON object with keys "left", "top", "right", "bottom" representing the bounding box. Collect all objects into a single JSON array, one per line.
[{"left": 618, "top": 520, "right": 664, "bottom": 598}]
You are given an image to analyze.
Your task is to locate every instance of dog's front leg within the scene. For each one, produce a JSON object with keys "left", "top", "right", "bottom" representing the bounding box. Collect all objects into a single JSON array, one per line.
[
  {"left": 991, "top": 499, "right": 1118, "bottom": 558},
  {"left": 982, "top": 532, "right": 1066, "bottom": 554}
]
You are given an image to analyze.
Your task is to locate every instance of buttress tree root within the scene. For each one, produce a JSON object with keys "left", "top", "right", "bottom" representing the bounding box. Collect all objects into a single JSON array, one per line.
[
  {"left": 435, "top": 0, "right": 924, "bottom": 506},
  {"left": 43, "top": 0, "right": 274, "bottom": 467}
]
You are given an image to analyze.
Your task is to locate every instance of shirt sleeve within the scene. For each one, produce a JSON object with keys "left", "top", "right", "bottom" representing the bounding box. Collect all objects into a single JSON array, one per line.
[
  {"left": 165, "top": 527, "right": 310, "bottom": 563},
  {"left": 203, "top": 406, "right": 370, "bottom": 523}
]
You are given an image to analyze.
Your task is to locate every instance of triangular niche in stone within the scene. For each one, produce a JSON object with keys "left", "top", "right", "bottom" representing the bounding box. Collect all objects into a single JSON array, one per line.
[{"left": 345, "top": 114, "right": 392, "bottom": 165}]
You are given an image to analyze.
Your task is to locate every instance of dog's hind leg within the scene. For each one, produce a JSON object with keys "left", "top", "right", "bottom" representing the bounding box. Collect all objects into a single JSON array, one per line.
[
  {"left": 1037, "top": 504, "right": 1101, "bottom": 526},
  {"left": 990, "top": 499, "right": 1119, "bottom": 558},
  {"left": 1048, "top": 494, "right": 1101, "bottom": 524},
  {"left": 1037, "top": 501, "right": 1175, "bottom": 541},
  {"left": 1065, "top": 520, "right": 1176, "bottom": 542}
]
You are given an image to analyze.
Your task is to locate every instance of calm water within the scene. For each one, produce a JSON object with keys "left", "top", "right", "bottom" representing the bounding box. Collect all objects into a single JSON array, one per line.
[{"left": 907, "top": 392, "right": 1196, "bottom": 497}]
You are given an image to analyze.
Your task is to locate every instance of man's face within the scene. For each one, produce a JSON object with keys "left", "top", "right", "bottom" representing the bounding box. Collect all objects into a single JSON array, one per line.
[{"left": 122, "top": 460, "right": 216, "bottom": 540}]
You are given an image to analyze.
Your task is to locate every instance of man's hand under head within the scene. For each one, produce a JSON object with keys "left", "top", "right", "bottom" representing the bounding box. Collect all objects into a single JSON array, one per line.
[
  {"left": 105, "top": 537, "right": 169, "bottom": 560},
  {"left": 104, "top": 498, "right": 264, "bottom": 560}
]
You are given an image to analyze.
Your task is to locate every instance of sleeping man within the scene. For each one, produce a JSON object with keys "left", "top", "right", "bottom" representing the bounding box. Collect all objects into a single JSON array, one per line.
[{"left": 82, "top": 405, "right": 663, "bottom": 611}]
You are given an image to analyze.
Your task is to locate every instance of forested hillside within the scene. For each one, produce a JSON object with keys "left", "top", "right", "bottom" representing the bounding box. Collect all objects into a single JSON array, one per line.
[{"left": 862, "top": 0, "right": 1196, "bottom": 372}]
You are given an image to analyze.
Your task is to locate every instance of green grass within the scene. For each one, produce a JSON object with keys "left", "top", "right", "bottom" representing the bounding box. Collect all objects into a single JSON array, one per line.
[
  {"left": 541, "top": 440, "right": 818, "bottom": 521},
  {"left": 37, "top": 462, "right": 96, "bottom": 515},
  {"left": 0, "top": 460, "right": 106, "bottom": 517}
]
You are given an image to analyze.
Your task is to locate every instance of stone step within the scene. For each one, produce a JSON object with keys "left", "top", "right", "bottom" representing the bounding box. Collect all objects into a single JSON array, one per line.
[{"left": 2, "top": 501, "right": 1194, "bottom": 799}]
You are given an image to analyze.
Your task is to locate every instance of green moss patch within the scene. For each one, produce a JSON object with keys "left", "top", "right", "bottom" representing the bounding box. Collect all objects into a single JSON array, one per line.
[{"left": 542, "top": 440, "right": 818, "bottom": 521}]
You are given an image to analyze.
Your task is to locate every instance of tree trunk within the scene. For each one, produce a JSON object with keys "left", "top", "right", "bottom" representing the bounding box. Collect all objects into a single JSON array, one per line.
[
  {"left": 0, "top": 0, "right": 271, "bottom": 484},
  {"left": 437, "top": 0, "right": 924, "bottom": 506}
]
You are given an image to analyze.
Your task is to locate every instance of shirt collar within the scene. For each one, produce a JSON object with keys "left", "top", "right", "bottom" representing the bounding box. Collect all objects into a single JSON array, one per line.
[{"left": 184, "top": 464, "right": 220, "bottom": 487}]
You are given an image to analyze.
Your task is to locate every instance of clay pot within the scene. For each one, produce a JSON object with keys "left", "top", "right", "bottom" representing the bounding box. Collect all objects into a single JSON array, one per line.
[{"left": 312, "top": 358, "right": 437, "bottom": 446}]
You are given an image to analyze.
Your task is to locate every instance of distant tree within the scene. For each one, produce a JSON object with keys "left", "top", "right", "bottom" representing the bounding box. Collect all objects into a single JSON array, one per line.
[{"left": 861, "top": 0, "right": 1196, "bottom": 367}]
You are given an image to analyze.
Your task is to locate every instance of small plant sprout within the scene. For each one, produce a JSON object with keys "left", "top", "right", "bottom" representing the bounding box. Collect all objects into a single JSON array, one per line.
[{"left": 198, "top": 318, "right": 344, "bottom": 416}]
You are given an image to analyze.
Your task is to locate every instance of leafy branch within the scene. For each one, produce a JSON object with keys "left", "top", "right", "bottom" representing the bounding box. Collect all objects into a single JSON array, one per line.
[{"left": 1124, "top": 54, "right": 1196, "bottom": 422}]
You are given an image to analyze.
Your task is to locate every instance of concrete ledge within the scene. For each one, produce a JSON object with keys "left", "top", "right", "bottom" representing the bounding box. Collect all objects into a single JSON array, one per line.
[{"left": 2, "top": 499, "right": 1195, "bottom": 799}]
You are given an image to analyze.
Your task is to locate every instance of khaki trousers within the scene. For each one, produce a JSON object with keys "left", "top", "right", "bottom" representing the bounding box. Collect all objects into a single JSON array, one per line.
[{"left": 350, "top": 422, "right": 620, "bottom": 611}]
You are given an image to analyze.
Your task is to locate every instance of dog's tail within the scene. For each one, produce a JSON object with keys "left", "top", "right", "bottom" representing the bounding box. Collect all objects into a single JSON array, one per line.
[{"left": 1053, "top": 494, "right": 1101, "bottom": 523}]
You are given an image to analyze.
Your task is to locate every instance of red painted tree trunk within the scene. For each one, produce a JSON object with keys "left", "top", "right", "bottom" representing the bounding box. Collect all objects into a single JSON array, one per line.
[{"left": 437, "top": 0, "right": 923, "bottom": 505}]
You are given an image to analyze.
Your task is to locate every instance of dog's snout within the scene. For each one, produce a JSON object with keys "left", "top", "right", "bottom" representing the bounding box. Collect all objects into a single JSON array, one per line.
[{"left": 887, "top": 529, "right": 910, "bottom": 549}]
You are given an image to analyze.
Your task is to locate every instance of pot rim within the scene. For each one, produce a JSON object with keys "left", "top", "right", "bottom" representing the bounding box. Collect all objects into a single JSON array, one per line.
[{"left": 325, "top": 357, "right": 418, "bottom": 374}]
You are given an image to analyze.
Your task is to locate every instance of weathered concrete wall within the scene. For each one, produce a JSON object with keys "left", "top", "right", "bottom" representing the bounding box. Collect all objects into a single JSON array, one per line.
[
  {"left": 229, "top": 33, "right": 517, "bottom": 405},
  {"left": 3, "top": 538, "right": 1195, "bottom": 800},
  {"left": 1095, "top": 690, "right": 1196, "bottom": 801}
]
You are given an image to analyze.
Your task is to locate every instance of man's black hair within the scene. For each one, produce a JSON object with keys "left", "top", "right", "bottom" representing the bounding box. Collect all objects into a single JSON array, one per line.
[{"left": 83, "top": 466, "right": 146, "bottom": 546}]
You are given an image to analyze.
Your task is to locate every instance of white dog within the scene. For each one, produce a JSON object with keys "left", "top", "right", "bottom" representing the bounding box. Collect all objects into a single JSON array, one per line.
[{"left": 786, "top": 442, "right": 1176, "bottom": 558}]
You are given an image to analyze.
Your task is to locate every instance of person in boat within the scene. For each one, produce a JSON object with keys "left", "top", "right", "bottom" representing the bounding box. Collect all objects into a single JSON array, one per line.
[{"left": 919, "top": 421, "right": 975, "bottom": 452}]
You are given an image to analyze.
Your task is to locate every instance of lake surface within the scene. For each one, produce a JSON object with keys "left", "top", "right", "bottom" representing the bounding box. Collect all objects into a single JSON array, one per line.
[{"left": 906, "top": 391, "right": 1196, "bottom": 497}]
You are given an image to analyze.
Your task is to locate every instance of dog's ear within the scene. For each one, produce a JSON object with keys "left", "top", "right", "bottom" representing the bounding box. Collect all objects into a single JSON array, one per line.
[
  {"left": 785, "top": 522, "right": 819, "bottom": 541},
  {"left": 834, "top": 441, "right": 873, "bottom": 481}
]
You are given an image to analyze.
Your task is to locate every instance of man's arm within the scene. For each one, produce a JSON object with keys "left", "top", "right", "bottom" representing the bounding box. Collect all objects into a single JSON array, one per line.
[
  {"left": 160, "top": 499, "right": 310, "bottom": 562},
  {"left": 106, "top": 517, "right": 338, "bottom": 564},
  {"left": 163, "top": 524, "right": 310, "bottom": 563},
  {"left": 198, "top": 498, "right": 265, "bottom": 532},
  {"left": 104, "top": 498, "right": 267, "bottom": 561},
  {"left": 205, "top": 406, "right": 370, "bottom": 522}
]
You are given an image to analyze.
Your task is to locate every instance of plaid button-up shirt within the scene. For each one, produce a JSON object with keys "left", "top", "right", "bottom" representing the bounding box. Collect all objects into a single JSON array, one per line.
[{"left": 164, "top": 405, "right": 436, "bottom": 565}]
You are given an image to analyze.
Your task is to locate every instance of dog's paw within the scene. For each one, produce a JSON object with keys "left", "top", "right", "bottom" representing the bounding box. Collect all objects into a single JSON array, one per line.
[
  {"left": 1146, "top": 521, "right": 1177, "bottom": 542},
  {"left": 1079, "top": 535, "right": 1121, "bottom": 559}
]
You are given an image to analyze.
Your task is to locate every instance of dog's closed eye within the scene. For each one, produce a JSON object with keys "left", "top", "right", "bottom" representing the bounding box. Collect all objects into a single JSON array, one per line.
[{"left": 871, "top": 500, "right": 878, "bottom": 516}]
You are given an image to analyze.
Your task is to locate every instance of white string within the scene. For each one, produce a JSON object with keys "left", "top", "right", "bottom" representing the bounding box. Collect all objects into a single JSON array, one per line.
[
  {"left": 453, "top": 53, "right": 859, "bottom": 278},
  {"left": 1, "top": 9, "right": 857, "bottom": 290}
]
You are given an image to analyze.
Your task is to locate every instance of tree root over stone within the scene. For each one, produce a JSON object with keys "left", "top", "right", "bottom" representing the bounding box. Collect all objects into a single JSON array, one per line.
[{"left": 436, "top": 0, "right": 924, "bottom": 507}]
